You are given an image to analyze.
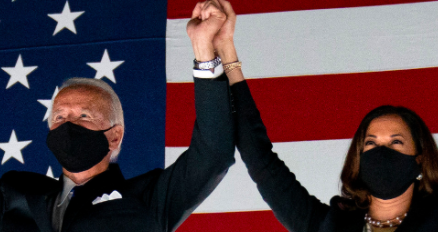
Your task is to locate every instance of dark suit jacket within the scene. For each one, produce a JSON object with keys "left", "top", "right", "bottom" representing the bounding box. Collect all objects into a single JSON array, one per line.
[
  {"left": 231, "top": 80, "right": 438, "bottom": 232},
  {"left": 0, "top": 76, "right": 235, "bottom": 232}
]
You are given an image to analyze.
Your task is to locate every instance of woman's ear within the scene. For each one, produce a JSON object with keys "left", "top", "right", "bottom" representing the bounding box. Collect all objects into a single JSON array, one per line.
[{"left": 416, "top": 154, "right": 422, "bottom": 164}]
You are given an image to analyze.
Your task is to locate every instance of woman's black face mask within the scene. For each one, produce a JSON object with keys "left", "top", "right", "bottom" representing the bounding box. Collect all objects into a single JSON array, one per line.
[{"left": 359, "top": 146, "right": 420, "bottom": 200}]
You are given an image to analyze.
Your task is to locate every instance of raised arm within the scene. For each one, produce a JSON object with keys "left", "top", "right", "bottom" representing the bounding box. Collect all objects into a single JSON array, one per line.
[
  {"left": 142, "top": 1, "right": 236, "bottom": 231},
  {"left": 210, "top": 1, "right": 331, "bottom": 231},
  {"left": 232, "top": 81, "right": 331, "bottom": 232}
]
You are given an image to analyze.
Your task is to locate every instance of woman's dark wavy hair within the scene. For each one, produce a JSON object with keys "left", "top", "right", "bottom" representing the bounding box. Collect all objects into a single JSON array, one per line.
[{"left": 340, "top": 105, "right": 438, "bottom": 209}]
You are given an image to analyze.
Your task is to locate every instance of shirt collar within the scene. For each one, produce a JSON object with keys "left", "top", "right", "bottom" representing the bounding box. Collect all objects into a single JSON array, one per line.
[{"left": 58, "top": 175, "right": 77, "bottom": 206}]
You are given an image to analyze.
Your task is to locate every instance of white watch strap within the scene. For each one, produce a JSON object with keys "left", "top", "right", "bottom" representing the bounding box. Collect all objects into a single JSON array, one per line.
[{"left": 193, "top": 64, "right": 224, "bottom": 78}]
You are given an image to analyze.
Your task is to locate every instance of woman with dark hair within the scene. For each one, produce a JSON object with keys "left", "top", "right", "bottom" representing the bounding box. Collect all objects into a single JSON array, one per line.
[
  {"left": 190, "top": 0, "right": 438, "bottom": 231},
  {"left": 341, "top": 106, "right": 438, "bottom": 211},
  {"left": 233, "top": 94, "right": 438, "bottom": 232}
]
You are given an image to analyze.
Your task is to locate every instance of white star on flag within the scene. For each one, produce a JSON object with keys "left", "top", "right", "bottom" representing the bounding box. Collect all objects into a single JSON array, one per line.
[
  {"left": 38, "top": 87, "right": 59, "bottom": 121},
  {"left": 46, "top": 166, "right": 58, "bottom": 179},
  {"left": 0, "top": 130, "right": 32, "bottom": 165},
  {"left": 48, "top": 1, "right": 85, "bottom": 36},
  {"left": 1, "top": 54, "right": 38, "bottom": 89},
  {"left": 87, "top": 49, "right": 124, "bottom": 83}
]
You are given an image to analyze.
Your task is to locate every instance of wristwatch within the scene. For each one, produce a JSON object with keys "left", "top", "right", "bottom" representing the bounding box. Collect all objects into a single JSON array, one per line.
[{"left": 193, "top": 56, "right": 222, "bottom": 70}]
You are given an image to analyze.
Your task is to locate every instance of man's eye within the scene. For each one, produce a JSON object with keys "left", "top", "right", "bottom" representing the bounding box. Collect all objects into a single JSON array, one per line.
[
  {"left": 80, "top": 114, "right": 88, "bottom": 118},
  {"left": 55, "top": 115, "right": 64, "bottom": 120}
]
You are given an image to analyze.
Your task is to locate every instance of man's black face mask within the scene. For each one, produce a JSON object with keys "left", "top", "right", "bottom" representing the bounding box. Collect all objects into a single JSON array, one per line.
[
  {"left": 359, "top": 146, "right": 420, "bottom": 200},
  {"left": 46, "top": 122, "right": 112, "bottom": 173}
]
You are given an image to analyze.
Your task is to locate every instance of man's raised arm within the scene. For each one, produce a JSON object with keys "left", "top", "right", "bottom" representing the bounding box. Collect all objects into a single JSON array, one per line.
[{"left": 143, "top": 1, "right": 236, "bottom": 231}]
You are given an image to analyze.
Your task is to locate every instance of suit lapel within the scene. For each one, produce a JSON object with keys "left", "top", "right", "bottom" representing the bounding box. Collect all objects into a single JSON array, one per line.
[
  {"left": 321, "top": 209, "right": 365, "bottom": 232},
  {"left": 334, "top": 209, "right": 365, "bottom": 232},
  {"left": 61, "top": 191, "right": 92, "bottom": 232},
  {"left": 395, "top": 193, "right": 438, "bottom": 231},
  {"left": 321, "top": 197, "right": 366, "bottom": 232},
  {"left": 26, "top": 179, "right": 61, "bottom": 232},
  {"left": 61, "top": 164, "right": 125, "bottom": 232}
]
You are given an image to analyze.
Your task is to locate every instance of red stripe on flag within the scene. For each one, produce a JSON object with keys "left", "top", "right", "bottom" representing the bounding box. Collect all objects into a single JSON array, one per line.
[
  {"left": 166, "top": 83, "right": 195, "bottom": 146},
  {"left": 166, "top": 67, "right": 438, "bottom": 146},
  {"left": 176, "top": 211, "right": 288, "bottom": 232},
  {"left": 167, "top": 0, "right": 435, "bottom": 19}
]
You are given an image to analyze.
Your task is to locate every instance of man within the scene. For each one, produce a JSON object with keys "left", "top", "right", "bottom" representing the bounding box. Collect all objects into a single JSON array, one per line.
[{"left": 0, "top": 1, "right": 235, "bottom": 231}]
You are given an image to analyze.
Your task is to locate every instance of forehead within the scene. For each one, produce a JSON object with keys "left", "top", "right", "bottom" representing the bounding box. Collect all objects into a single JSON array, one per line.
[
  {"left": 367, "top": 114, "right": 411, "bottom": 135},
  {"left": 53, "top": 85, "right": 111, "bottom": 113}
]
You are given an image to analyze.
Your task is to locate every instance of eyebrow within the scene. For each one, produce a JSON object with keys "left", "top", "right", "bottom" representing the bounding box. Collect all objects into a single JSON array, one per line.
[
  {"left": 81, "top": 109, "right": 92, "bottom": 114},
  {"left": 51, "top": 108, "right": 95, "bottom": 117},
  {"left": 51, "top": 109, "right": 64, "bottom": 115},
  {"left": 391, "top": 134, "right": 405, "bottom": 138},
  {"left": 365, "top": 134, "right": 405, "bottom": 138}
]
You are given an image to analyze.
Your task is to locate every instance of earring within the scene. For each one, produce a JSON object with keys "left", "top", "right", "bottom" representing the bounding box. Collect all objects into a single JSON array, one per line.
[{"left": 417, "top": 173, "right": 423, "bottom": 180}]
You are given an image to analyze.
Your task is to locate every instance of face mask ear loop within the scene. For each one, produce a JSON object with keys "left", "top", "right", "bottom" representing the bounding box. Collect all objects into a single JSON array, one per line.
[
  {"left": 102, "top": 125, "right": 115, "bottom": 133},
  {"left": 414, "top": 153, "right": 423, "bottom": 180}
]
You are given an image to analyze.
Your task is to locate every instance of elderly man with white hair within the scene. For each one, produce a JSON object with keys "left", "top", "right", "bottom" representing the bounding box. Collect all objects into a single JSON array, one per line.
[{"left": 0, "top": 1, "right": 235, "bottom": 231}]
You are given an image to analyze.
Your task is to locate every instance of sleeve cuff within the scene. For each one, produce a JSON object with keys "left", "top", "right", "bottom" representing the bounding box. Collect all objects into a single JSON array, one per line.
[{"left": 193, "top": 64, "right": 224, "bottom": 79}]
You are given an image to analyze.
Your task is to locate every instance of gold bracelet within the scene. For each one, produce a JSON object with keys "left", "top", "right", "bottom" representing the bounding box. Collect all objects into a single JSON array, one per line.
[
  {"left": 224, "top": 61, "right": 242, "bottom": 74},
  {"left": 225, "top": 66, "right": 241, "bottom": 74}
]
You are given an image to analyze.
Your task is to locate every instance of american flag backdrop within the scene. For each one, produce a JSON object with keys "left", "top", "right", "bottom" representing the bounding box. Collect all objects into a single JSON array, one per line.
[{"left": 2, "top": 0, "right": 438, "bottom": 231}]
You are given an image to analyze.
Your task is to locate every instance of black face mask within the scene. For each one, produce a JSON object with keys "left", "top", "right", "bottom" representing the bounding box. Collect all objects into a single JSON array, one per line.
[
  {"left": 359, "top": 146, "right": 420, "bottom": 200},
  {"left": 46, "top": 122, "right": 112, "bottom": 173}
]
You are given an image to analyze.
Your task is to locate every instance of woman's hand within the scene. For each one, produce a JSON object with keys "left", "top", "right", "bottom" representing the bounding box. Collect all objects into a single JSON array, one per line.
[{"left": 212, "top": 0, "right": 237, "bottom": 63}]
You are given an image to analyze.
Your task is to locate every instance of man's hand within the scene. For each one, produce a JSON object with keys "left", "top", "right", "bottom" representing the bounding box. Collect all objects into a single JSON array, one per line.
[
  {"left": 188, "top": 0, "right": 244, "bottom": 85},
  {"left": 187, "top": 0, "right": 227, "bottom": 62}
]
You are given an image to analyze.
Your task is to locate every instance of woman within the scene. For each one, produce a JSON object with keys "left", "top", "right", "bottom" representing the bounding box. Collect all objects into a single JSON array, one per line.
[
  {"left": 190, "top": 0, "right": 438, "bottom": 231},
  {"left": 233, "top": 97, "right": 438, "bottom": 231}
]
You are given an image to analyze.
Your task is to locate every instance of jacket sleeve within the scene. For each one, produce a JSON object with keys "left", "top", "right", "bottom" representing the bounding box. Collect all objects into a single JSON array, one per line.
[
  {"left": 148, "top": 74, "right": 235, "bottom": 232},
  {"left": 231, "top": 80, "right": 329, "bottom": 232}
]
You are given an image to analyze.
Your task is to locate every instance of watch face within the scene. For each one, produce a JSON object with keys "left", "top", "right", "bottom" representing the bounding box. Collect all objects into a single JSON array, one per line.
[
  {"left": 196, "top": 57, "right": 221, "bottom": 70},
  {"left": 200, "top": 63, "right": 212, "bottom": 69}
]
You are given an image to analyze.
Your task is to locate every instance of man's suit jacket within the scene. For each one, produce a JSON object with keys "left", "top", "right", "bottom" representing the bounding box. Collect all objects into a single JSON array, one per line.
[{"left": 0, "top": 76, "right": 235, "bottom": 232}]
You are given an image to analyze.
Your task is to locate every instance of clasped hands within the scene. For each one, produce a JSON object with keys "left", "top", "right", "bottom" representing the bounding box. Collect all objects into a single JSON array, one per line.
[{"left": 187, "top": 0, "right": 236, "bottom": 64}]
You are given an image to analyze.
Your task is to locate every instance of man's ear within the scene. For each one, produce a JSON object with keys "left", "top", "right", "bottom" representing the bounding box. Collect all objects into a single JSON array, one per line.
[{"left": 107, "top": 125, "right": 124, "bottom": 151}]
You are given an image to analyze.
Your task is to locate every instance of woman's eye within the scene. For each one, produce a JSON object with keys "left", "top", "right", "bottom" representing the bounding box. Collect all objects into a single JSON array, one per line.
[
  {"left": 364, "top": 140, "right": 375, "bottom": 146},
  {"left": 392, "top": 140, "right": 404, "bottom": 145}
]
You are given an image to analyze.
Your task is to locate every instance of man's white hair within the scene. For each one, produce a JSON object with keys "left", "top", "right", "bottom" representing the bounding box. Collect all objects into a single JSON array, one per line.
[{"left": 48, "top": 78, "right": 124, "bottom": 162}]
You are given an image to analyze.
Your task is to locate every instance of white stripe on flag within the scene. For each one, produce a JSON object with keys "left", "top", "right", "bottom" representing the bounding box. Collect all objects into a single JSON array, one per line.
[
  {"left": 165, "top": 138, "right": 349, "bottom": 213},
  {"left": 166, "top": 1, "right": 438, "bottom": 83},
  {"left": 166, "top": 134, "right": 438, "bottom": 213}
]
